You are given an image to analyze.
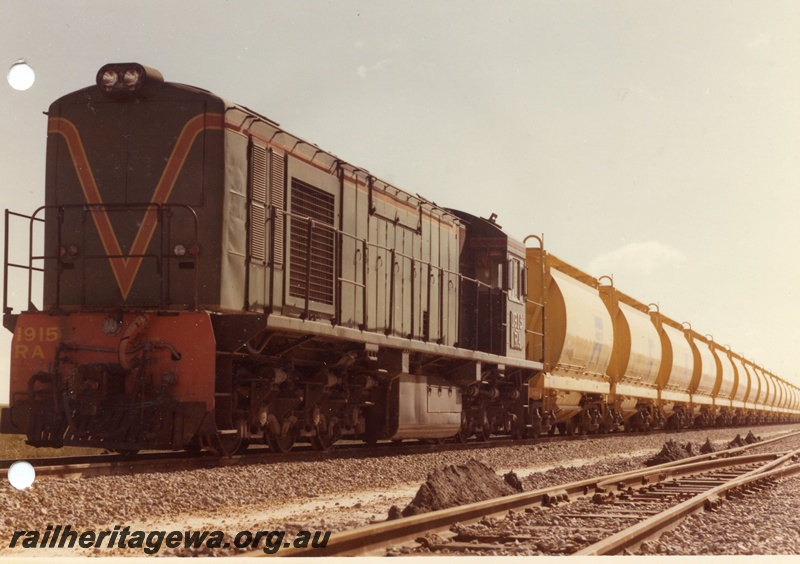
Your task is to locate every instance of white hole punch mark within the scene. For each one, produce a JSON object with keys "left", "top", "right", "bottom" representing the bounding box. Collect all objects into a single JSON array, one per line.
[
  {"left": 8, "top": 60, "right": 35, "bottom": 91},
  {"left": 8, "top": 460, "right": 36, "bottom": 490}
]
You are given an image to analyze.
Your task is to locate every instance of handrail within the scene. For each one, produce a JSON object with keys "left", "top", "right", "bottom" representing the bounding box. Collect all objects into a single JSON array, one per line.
[
  {"left": 4, "top": 203, "right": 201, "bottom": 313},
  {"left": 4, "top": 209, "right": 45, "bottom": 324},
  {"left": 270, "top": 205, "right": 546, "bottom": 353}
]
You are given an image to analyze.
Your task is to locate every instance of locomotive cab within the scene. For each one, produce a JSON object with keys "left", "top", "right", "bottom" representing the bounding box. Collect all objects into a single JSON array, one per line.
[{"left": 448, "top": 210, "right": 527, "bottom": 361}]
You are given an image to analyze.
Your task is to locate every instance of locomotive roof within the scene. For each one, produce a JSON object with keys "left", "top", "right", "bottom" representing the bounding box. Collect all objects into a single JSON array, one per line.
[
  {"left": 447, "top": 209, "right": 504, "bottom": 236},
  {"left": 226, "top": 99, "right": 462, "bottom": 224},
  {"left": 49, "top": 63, "right": 464, "bottom": 227}
]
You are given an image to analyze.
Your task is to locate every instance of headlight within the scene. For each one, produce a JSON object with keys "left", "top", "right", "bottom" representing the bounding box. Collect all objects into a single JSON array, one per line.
[
  {"left": 96, "top": 63, "right": 163, "bottom": 94},
  {"left": 173, "top": 244, "right": 187, "bottom": 256},
  {"left": 101, "top": 70, "right": 119, "bottom": 88},
  {"left": 123, "top": 69, "right": 141, "bottom": 88}
]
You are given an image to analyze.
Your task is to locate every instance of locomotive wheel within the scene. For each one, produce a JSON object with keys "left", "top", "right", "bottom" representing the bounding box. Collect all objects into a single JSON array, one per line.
[
  {"left": 478, "top": 411, "right": 491, "bottom": 441},
  {"left": 201, "top": 430, "right": 243, "bottom": 457},
  {"left": 310, "top": 414, "right": 339, "bottom": 451},
  {"left": 266, "top": 430, "right": 297, "bottom": 453},
  {"left": 526, "top": 424, "right": 541, "bottom": 439},
  {"left": 454, "top": 426, "right": 471, "bottom": 443}
]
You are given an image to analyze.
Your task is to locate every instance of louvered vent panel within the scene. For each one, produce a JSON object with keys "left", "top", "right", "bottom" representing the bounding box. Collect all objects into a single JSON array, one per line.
[
  {"left": 249, "top": 144, "right": 268, "bottom": 262},
  {"left": 270, "top": 151, "right": 285, "bottom": 266},
  {"left": 289, "top": 180, "right": 335, "bottom": 305}
]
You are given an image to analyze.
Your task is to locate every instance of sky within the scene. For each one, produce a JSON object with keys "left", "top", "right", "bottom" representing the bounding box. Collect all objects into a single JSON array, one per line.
[{"left": 1, "top": 1, "right": 799, "bottom": 403}]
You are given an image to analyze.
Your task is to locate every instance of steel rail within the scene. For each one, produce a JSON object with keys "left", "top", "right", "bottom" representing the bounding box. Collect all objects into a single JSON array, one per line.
[
  {"left": 575, "top": 447, "right": 800, "bottom": 555},
  {"left": 595, "top": 428, "right": 800, "bottom": 490}
]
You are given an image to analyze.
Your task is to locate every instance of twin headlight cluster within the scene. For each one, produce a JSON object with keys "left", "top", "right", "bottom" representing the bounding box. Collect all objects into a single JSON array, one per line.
[{"left": 96, "top": 63, "right": 162, "bottom": 94}]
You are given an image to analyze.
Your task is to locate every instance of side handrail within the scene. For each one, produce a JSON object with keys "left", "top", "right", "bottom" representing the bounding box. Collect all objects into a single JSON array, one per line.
[
  {"left": 4, "top": 209, "right": 45, "bottom": 324},
  {"left": 271, "top": 205, "right": 546, "bottom": 353}
]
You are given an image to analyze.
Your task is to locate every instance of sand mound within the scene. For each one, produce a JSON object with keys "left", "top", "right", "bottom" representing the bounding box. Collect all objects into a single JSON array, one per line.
[
  {"left": 727, "top": 430, "right": 762, "bottom": 448},
  {"left": 645, "top": 439, "right": 691, "bottom": 466},
  {"left": 391, "top": 459, "right": 519, "bottom": 519}
]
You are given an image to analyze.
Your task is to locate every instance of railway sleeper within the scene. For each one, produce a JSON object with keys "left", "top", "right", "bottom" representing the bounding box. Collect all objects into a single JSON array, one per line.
[{"left": 542, "top": 490, "right": 570, "bottom": 506}]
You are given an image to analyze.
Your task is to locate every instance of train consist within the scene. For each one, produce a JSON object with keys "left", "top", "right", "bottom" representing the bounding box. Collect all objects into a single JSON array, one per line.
[{"left": 2, "top": 63, "right": 798, "bottom": 455}]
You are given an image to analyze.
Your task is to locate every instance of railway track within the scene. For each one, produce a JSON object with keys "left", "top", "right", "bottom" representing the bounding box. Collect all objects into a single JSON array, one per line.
[
  {"left": 264, "top": 430, "right": 800, "bottom": 556},
  {"left": 0, "top": 432, "right": 627, "bottom": 480},
  {"left": 0, "top": 425, "right": 794, "bottom": 481},
  {"left": 0, "top": 427, "right": 679, "bottom": 480}
]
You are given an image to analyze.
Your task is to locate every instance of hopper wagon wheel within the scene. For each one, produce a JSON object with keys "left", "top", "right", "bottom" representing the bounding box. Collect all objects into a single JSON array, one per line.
[
  {"left": 526, "top": 425, "right": 541, "bottom": 440},
  {"left": 553, "top": 422, "right": 569, "bottom": 436}
]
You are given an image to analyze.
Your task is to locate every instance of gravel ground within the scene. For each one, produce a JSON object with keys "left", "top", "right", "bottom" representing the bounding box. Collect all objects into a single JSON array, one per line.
[
  {"left": 1, "top": 423, "right": 797, "bottom": 556},
  {"left": 638, "top": 472, "right": 800, "bottom": 555}
]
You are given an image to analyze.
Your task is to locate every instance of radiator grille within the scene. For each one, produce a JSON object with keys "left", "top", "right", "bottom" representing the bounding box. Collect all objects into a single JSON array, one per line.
[
  {"left": 289, "top": 180, "right": 335, "bottom": 305},
  {"left": 249, "top": 144, "right": 268, "bottom": 262},
  {"left": 270, "top": 151, "right": 285, "bottom": 265}
]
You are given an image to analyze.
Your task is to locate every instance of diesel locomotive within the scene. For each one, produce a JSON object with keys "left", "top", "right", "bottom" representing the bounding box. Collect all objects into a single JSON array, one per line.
[{"left": 2, "top": 63, "right": 797, "bottom": 455}]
